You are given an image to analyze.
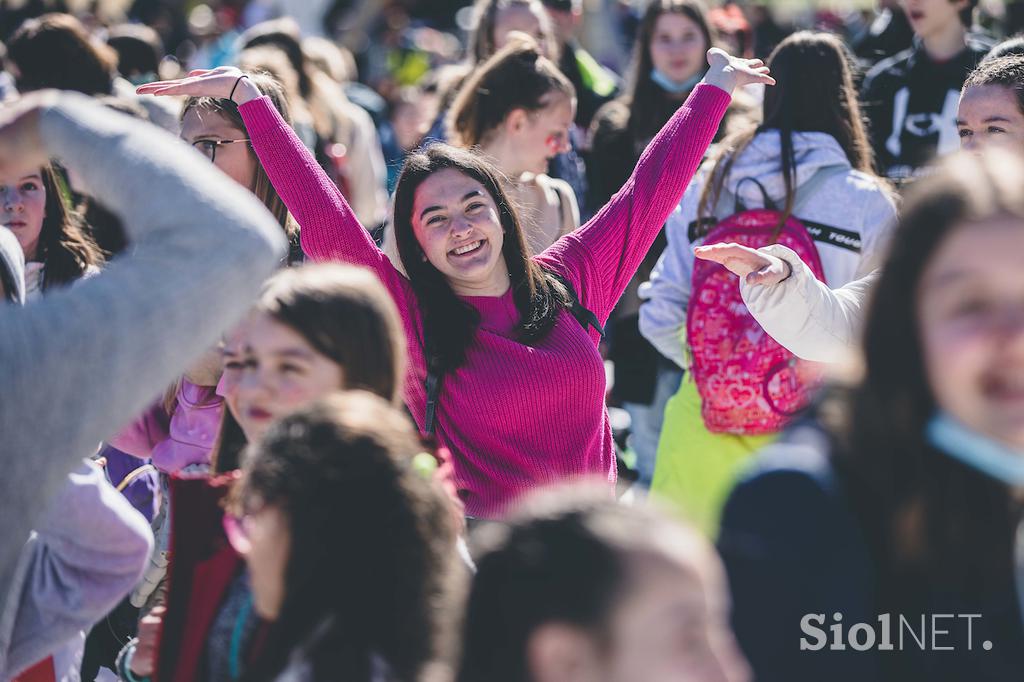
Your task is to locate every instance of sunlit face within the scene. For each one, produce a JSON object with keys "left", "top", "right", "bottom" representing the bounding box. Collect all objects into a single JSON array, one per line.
[
  {"left": 0, "top": 170, "right": 46, "bottom": 262},
  {"left": 410, "top": 168, "right": 511, "bottom": 296},
  {"left": 919, "top": 216, "right": 1024, "bottom": 449},
  {"left": 513, "top": 94, "right": 576, "bottom": 175},
  {"left": 180, "top": 107, "right": 258, "bottom": 189},
  {"left": 649, "top": 13, "right": 709, "bottom": 87},
  {"left": 528, "top": 550, "right": 749, "bottom": 682},
  {"left": 235, "top": 499, "right": 291, "bottom": 619},
  {"left": 901, "top": 0, "right": 967, "bottom": 40},
  {"left": 221, "top": 313, "right": 345, "bottom": 443},
  {"left": 600, "top": 555, "right": 749, "bottom": 682},
  {"left": 957, "top": 84, "right": 1024, "bottom": 153},
  {"left": 493, "top": 4, "right": 546, "bottom": 53}
]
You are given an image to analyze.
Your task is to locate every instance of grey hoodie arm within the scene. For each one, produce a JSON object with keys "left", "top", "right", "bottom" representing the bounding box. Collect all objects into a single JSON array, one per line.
[{"left": 0, "top": 92, "right": 285, "bottom": 642}]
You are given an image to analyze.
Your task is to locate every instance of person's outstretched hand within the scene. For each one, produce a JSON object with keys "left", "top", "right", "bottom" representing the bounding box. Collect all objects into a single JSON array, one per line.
[
  {"left": 136, "top": 67, "right": 262, "bottom": 106},
  {"left": 694, "top": 242, "right": 792, "bottom": 286},
  {"left": 0, "top": 90, "right": 59, "bottom": 177},
  {"left": 702, "top": 47, "right": 775, "bottom": 94}
]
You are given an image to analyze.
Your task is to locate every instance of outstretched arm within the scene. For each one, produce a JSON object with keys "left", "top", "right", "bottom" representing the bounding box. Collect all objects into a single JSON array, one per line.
[
  {"left": 138, "top": 69, "right": 398, "bottom": 281},
  {"left": 696, "top": 243, "right": 875, "bottom": 364},
  {"left": 0, "top": 92, "right": 285, "bottom": 614},
  {"left": 538, "top": 49, "right": 773, "bottom": 321}
]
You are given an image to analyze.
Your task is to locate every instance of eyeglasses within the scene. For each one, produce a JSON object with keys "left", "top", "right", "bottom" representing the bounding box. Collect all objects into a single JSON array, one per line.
[{"left": 192, "top": 138, "right": 251, "bottom": 163}]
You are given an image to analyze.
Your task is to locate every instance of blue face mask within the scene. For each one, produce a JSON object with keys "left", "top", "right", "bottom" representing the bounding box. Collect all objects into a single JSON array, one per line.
[
  {"left": 926, "top": 411, "right": 1024, "bottom": 487},
  {"left": 650, "top": 68, "right": 704, "bottom": 96}
]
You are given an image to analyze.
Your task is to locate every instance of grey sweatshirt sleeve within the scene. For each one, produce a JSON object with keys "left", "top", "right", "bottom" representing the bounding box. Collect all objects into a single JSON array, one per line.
[
  {"left": 0, "top": 93, "right": 285, "bottom": 639},
  {"left": 0, "top": 461, "right": 153, "bottom": 677},
  {"left": 740, "top": 244, "right": 877, "bottom": 364}
]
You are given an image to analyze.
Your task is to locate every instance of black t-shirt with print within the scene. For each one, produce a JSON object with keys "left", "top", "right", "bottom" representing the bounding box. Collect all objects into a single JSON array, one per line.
[{"left": 861, "top": 36, "right": 991, "bottom": 181}]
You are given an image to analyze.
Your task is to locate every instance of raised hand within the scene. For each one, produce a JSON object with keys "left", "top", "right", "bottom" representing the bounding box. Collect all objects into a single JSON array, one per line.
[
  {"left": 702, "top": 47, "right": 775, "bottom": 93},
  {"left": 694, "top": 242, "right": 792, "bottom": 286},
  {"left": 0, "top": 91, "right": 59, "bottom": 177},
  {"left": 136, "top": 67, "right": 262, "bottom": 106}
]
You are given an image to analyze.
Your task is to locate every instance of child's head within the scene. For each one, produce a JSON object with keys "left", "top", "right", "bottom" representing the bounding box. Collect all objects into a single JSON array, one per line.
[
  {"left": 862, "top": 148, "right": 1024, "bottom": 451},
  {"left": 457, "top": 488, "right": 750, "bottom": 682},
  {"left": 902, "top": 0, "right": 976, "bottom": 39},
  {"left": 632, "top": 0, "right": 715, "bottom": 95},
  {"left": 957, "top": 55, "right": 1024, "bottom": 152},
  {"left": 468, "top": 0, "right": 560, "bottom": 65},
  {"left": 699, "top": 31, "right": 873, "bottom": 230},
  {"left": 389, "top": 86, "right": 437, "bottom": 152},
  {"left": 6, "top": 12, "right": 116, "bottom": 95},
  {"left": 0, "top": 164, "right": 102, "bottom": 288},
  {"left": 180, "top": 71, "right": 296, "bottom": 239},
  {"left": 220, "top": 264, "right": 406, "bottom": 447},
  {"left": 228, "top": 391, "right": 458, "bottom": 679},
  {"left": 448, "top": 37, "right": 576, "bottom": 174}
]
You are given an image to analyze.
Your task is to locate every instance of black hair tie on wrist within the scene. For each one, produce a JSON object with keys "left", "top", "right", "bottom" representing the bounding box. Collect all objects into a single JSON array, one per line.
[{"left": 229, "top": 74, "right": 249, "bottom": 103}]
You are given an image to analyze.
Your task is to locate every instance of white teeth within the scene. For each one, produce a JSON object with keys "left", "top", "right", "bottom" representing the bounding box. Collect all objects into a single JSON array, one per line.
[{"left": 452, "top": 240, "right": 482, "bottom": 256}]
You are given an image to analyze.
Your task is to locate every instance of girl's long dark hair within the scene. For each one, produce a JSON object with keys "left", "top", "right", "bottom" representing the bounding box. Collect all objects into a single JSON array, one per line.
[
  {"left": 36, "top": 165, "right": 104, "bottom": 290},
  {"left": 392, "top": 144, "right": 572, "bottom": 374},
  {"left": 827, "top": 150, "right": 1023, "bottom": 661},
  {"left": 625, "top": 0, "right": 715, "bottom": 142},
  {"left": 696, "top": 31, "right": 875, "bottom": 236},
  {"left": 235, "top": 392, "right": 459, "bottom": 682}
]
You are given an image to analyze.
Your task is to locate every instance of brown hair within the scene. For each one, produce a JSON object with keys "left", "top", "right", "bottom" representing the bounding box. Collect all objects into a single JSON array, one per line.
[
  {"left": 624, "top": 0, "right": 715, "bottom": 140},
  {"left": 697, "top": 31, "right": 876, "bottom": 236},
  {"left": 466, "top": 0, "right": 560, "bottom": 65},
  {"left": 181, "top": 71, "right": 299, "bottom": 252},
  {"left": 391, "top": 143, "right": 574, "bottom": 374},
  {"left": 35, "top": 165, "right": 104, "bottom": 291},
  {"left": 212, "top": 264, "right": 407, "bottom": 472},
  {"left": 832, "top": 148, "right": 1024, "bottom": 626},
  {"left": 448, "top": 36, "right": 575, "bottom": 148},
  {"left": 7, "top": 13, "right": 116, "bottom": 95},
  {"left": 233, "top": 391, "right": 459, "bottom": 682},
  {"left": 963, "top": 54, "right": 1024, "bottom": 118}
]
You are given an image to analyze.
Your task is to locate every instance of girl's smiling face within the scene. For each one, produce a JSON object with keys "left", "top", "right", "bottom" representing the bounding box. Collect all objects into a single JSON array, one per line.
[
  {"left": 919, "top": 216, "right": 1024, "bottom": 449},
  {"left": 410, "top": 168, "right": 511, "bottom": 296},
  {"left": 957, "top": 84, "right": 1024, "bottom": 152}
]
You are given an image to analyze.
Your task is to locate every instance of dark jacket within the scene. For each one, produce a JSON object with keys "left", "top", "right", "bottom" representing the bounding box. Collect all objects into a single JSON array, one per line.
[
  {"left": 860, "top": 36, "right": 991, "bottom": 181},
  {"left": 719, "top": 421, "right": 1024, "bottom": 682}
]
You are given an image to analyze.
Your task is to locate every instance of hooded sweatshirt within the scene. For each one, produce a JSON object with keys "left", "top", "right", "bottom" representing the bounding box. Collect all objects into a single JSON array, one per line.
[{"left": 639, "top": 130, "right": 898, "bottom": 370}]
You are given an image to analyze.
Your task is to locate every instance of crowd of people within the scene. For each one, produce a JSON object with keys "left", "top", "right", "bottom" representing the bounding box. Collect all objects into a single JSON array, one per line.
[{"left": 4, "top": 0, "right": 1024, "bottom": 680}]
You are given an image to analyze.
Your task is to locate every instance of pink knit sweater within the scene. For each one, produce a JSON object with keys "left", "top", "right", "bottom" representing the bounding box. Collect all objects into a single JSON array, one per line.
[{"left": 239, "top": 84, "right": 730, "bottom": 517}]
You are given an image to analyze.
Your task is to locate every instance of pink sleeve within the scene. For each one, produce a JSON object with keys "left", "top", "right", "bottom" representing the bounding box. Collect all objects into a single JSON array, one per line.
[
  {"left": 237, "top": 97, "right": 402, "bottom": 288},
  {"left": 536, "top": 84, "right": 731, "bottom": 321},
  {"left": 108, "top": 401, "right": 171, "bottom": 459}
]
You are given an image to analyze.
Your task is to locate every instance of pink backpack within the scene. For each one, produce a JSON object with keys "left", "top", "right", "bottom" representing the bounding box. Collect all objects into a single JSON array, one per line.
[{"left": 686, "top": 167, "right": 845, "bottom": 435}]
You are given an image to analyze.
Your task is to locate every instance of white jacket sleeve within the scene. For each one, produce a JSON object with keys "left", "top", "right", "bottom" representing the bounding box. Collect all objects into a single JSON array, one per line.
[
  {"left": 740, "top": 244, "right": 878, "bottom": 364},
  {"left": 638, "top": 208, "right": 692, "bottom": 370}
]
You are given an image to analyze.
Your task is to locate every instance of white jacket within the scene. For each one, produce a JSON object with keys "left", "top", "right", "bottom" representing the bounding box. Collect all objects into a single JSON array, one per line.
[
  {"left": 639, "top": 130, "right": 897, "bottom": 369},
  {"left": 740, "top": 244, "right": 878, "bottom": 364}
]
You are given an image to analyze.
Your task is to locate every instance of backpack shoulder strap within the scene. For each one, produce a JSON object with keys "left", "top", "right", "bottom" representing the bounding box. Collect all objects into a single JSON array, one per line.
[{"left": 547, "top": 270, "right": 605, "bottom": 339}]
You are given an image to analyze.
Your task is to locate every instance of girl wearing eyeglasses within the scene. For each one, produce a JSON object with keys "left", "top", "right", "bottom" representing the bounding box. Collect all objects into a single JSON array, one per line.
[{"left": 178, "top": 70, "right": 301, "bottom": 265}]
